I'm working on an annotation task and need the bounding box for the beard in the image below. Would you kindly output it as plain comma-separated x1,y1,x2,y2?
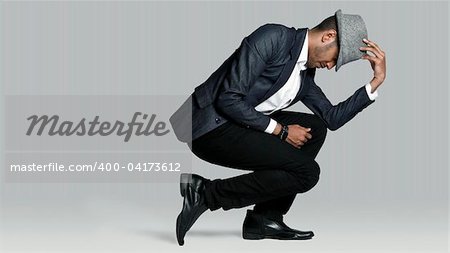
307,42,337,68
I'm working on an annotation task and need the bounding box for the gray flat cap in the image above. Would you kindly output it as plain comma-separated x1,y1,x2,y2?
335,9,368,71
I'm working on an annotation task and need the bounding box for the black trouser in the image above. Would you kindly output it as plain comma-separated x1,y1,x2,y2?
188,111,327,217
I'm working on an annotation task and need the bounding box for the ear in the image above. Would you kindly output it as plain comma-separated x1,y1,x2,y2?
321,29,338,43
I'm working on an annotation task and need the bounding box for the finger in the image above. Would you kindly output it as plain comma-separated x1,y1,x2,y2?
287,138,301,149
305,133,312,139
368,44,384,58
363,38,379,49
286,138,295,146
360,46,381,58
363,39,384,54
297,126,311,132
297,136,308,143
361,54,379,63
362,40,384,58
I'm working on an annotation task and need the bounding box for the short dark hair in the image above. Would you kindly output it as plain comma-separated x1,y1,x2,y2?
312,15,339,48
313,15,337,32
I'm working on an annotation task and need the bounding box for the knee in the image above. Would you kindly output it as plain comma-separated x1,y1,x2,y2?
304,160,320,191
291,160,321,193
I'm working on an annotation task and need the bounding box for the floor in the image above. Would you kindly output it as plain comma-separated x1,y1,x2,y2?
0,183,447,253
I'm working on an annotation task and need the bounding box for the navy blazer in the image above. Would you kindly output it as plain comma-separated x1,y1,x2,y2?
170,24,374,143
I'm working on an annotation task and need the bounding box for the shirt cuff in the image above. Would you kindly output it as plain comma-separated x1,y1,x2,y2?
365,83,379,101
264,118,278,134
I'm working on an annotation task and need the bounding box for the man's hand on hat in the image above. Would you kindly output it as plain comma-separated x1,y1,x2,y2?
360,38,386,92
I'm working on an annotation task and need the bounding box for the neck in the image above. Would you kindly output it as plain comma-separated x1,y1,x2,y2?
307,28,320,49
307,29,318,60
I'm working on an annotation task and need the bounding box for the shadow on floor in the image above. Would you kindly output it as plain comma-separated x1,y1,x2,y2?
135,229,241,244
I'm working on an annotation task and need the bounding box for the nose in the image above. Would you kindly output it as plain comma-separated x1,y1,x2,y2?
326,61,336,70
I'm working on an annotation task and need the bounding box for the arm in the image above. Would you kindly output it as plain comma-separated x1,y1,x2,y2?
301,38,386,131
301,76,375,131
215,24,287,133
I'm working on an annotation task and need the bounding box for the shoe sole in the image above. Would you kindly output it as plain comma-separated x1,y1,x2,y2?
177,173,190,245
243,232,314,240
176,212,184,246
242,232,265,240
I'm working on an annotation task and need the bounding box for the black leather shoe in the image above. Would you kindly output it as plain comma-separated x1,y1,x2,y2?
242,210,314,240
176,173,209,246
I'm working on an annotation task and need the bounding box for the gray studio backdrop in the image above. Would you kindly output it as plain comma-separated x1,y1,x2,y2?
0,1,448,253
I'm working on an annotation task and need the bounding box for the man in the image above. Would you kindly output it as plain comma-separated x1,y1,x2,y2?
170,9,386,246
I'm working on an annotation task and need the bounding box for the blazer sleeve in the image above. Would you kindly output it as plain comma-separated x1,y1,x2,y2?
301,72,375,131
215,24,286,132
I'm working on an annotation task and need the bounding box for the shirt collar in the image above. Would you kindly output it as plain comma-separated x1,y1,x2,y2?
297,30,308,70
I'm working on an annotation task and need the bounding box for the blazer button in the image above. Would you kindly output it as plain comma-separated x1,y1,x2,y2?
215,118,221,124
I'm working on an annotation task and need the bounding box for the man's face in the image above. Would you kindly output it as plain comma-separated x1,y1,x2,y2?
307,37,339,70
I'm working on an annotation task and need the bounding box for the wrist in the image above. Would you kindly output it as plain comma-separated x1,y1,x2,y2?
276,125,289,141
272,123,282,135
369,78,382,92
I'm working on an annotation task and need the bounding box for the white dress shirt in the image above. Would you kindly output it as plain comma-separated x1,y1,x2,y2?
254,31,378,134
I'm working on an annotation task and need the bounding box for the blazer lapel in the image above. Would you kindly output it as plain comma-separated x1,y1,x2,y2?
260,28,308,102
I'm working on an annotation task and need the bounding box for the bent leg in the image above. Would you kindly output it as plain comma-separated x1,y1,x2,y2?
190,116,322,211
253,111,328,216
